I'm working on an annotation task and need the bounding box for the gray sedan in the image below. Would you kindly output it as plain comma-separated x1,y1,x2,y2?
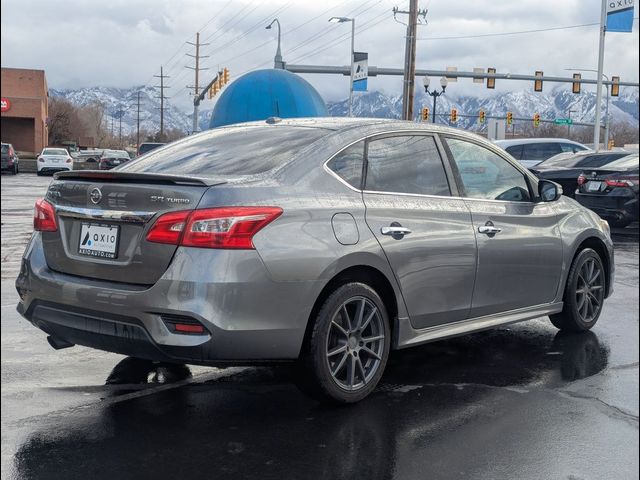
16,118,614,403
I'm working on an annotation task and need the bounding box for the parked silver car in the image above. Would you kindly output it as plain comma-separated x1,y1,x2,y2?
16,118,614,403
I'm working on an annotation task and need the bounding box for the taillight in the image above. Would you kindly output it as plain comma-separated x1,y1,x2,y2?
34,198,58,232
577,174,586,186
66,157,72,163
146,207,282,249
37,157,45,163
145,210,191,244
605,178,637,188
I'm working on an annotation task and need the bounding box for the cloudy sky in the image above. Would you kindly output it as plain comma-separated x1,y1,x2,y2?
1,0,638,111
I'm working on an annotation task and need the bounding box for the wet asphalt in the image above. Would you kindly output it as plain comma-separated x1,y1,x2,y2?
1,174,638,480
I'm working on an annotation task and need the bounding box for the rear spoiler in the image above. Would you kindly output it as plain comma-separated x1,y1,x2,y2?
54,170,226,187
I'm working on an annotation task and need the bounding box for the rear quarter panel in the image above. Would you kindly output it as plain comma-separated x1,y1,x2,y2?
552,196,615,300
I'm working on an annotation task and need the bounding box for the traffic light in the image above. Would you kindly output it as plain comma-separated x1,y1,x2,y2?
533,113,540,127
223,68,230,84
611,76,620,97
450,108,458,123
534,71,543,92
212,83,219,96
478,110,486,124
216,76,223,90
506,111,513,125
487,67,496,89
421,107,429,122
572,73,581,94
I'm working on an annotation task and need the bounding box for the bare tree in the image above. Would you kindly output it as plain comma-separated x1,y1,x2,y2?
47,98,84,145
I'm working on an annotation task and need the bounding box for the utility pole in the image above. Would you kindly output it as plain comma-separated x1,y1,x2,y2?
136,91,141,151
186,32,209,134
154,66,170,140
118,108,123,148
593,0,607,151
394,1,426,120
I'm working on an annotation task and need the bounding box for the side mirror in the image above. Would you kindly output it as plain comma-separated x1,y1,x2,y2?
539,180,562,202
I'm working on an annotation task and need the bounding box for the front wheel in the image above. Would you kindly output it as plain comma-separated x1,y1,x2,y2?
550,248,606,332
297,282,391,403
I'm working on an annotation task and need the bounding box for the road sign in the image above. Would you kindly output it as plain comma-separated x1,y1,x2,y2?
554,118,573,125
352,52,368,92
0,97,10,112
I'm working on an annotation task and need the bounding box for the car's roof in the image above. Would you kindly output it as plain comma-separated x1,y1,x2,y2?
494,138,586,147
214,116,487,139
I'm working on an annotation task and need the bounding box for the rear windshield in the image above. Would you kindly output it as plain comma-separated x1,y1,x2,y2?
1,144,9,153
539,152,628,168
138,143,164,155
103,150,130,158
601,154,639,170
42,148,68,156
123,126,329,176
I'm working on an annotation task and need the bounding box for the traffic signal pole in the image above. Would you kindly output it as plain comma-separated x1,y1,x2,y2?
187,32,210,134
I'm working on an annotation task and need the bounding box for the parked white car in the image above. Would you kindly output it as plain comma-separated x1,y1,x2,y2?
37,148,73,175
494,138,590,169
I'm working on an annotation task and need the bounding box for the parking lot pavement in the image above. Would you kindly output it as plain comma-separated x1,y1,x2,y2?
1,173,638,479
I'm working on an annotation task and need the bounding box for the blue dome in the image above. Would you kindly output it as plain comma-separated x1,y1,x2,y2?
209,69,328,128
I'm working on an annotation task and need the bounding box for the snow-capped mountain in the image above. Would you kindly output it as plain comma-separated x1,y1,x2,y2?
327,86,639,130
50,84,638,136
49,86,192,135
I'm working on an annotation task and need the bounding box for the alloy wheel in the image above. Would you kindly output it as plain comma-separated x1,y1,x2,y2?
575,257,604,323
325,296,385,391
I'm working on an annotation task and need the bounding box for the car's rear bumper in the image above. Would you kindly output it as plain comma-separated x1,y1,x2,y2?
38,166,72,173
575,192,639,224
16,233,321,364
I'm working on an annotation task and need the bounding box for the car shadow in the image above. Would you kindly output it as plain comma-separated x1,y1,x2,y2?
12,325,609,480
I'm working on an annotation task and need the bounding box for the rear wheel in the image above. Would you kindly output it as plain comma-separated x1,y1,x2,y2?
297,282,390,403
550,248,605,332
13,164,18,175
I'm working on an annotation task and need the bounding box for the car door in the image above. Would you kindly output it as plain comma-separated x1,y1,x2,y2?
443,136,563,318
362,133,477,329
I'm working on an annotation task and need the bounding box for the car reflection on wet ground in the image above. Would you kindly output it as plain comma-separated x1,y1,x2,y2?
1,174,638,480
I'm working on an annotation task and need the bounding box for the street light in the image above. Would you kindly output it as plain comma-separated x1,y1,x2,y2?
423,75,447,123
329,16,355,117
266,19,283,69
565,67,610,150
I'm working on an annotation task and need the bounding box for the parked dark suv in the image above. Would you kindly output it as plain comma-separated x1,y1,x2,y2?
1,142,19,175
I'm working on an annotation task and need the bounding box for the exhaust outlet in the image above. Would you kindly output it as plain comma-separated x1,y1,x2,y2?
47,335,75,350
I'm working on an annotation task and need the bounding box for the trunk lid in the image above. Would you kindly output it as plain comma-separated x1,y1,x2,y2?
42,171,224,285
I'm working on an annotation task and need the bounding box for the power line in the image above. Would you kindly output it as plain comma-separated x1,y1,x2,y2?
416,18,639,41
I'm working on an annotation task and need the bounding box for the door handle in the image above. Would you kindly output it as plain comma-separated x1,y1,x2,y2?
478,225,502,235
381,226,412,236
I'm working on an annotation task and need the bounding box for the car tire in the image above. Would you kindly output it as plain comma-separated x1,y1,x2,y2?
297,282,391,403
36,170,43,176
13,164,18,175
550,248,606,332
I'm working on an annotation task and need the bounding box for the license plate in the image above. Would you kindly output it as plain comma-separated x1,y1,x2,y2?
587,181,602,192
78,223,120,259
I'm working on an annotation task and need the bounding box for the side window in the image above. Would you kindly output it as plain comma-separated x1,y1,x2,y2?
505,145,523,160
560,143,587,153
327,141,364,189
445,138,532,202
365,135,450,196
523,142,562,161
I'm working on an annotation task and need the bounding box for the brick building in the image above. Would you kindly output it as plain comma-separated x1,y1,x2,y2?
1,68,48,154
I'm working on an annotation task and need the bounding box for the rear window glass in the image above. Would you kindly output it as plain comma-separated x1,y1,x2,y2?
522,142,562,160
540,153,629,168
602,154,639,169
123,127,329,176
42,148,68,155
1,144,9,153
138,143,164,155
505,145,523,159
